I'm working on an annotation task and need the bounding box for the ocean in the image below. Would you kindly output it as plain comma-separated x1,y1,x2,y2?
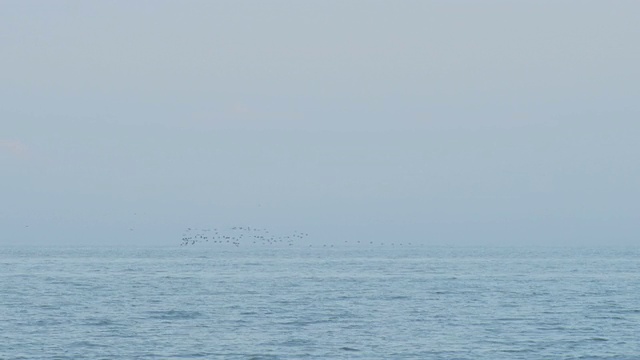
1,245,639,359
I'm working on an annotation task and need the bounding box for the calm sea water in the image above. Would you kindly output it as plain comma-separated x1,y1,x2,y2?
1,245,639,359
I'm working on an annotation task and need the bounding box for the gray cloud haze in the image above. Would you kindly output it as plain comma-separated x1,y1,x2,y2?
2,1,639,246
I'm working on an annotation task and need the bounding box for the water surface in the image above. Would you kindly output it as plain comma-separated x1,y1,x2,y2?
1,246,639,359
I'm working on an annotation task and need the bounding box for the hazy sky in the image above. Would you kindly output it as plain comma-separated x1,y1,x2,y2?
2,1,639,246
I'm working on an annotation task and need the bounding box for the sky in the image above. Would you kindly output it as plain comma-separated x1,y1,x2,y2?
2,1,639,246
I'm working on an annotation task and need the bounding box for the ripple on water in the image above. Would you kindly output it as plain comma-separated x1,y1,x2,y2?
340,346,360,351
145,310,203,320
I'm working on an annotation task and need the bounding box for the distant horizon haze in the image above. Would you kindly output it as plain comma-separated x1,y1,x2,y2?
2,1,639,246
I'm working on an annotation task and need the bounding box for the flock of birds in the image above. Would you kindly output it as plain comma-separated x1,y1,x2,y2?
179,226,415,248
180,226,309,247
